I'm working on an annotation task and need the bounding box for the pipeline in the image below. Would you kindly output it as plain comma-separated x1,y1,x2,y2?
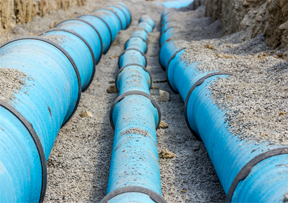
159,9,288,203
156,0,194,9
0,3,131,202
100,16,166,203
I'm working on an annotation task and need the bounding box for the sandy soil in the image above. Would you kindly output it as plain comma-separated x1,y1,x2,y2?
0,0,242,202
38,0,226,202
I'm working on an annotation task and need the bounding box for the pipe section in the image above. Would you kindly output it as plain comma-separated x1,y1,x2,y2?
0,3,131,202
100,16,166,203
159,10,288,203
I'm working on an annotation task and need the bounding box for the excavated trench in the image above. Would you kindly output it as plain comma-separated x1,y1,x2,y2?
42,1,226,202
1,0,287,202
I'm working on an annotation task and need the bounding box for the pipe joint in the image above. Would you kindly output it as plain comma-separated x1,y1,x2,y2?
109,90,161,130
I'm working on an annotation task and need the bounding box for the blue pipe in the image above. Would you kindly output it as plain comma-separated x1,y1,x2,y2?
139,15,155,29
0,3,131,202
111,3,132,27
41,30,94,92
92,9,121,41
101,16,166,203
158,0,194,9
106,6,128,30
55,19,102,64
159,10,288,203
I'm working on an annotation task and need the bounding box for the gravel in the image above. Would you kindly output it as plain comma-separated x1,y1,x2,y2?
0,0,233,202
0,68,28,102
168,5,288,146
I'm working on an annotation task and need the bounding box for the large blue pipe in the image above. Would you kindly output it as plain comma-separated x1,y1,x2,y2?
156,0,194,9
0,3,131,202
100,16,167,203
159,10,288,203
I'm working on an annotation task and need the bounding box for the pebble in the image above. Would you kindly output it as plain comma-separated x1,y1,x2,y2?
159,120,169,129
79,111,94,118
158,90,171,102
159,149,176,159
106,84,119,93
0,68,28,103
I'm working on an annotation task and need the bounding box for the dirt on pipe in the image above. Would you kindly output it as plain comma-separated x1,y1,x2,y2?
0,0,286,202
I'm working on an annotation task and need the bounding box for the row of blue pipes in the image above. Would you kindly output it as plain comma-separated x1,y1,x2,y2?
101,16,167,203
0,2,131,202
159,8,288,203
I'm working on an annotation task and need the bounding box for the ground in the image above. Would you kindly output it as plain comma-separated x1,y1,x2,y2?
5,0,286,202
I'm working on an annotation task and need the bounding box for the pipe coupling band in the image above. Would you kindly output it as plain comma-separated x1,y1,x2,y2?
226,147,288,202
115,3,132,27
118,48,147,68
125,36,147,46
160,27,174,39
57,18,103,56
0,101,47,203
107,5,128,29
43,28,96,92
115,63,153,91
0,36,82,127
138,27,150,35
184,72,233,141
161,20,170,30
99,8,123,30
160,37,173,49
79,14,113,48
99,186,167,203
109,91,161,130
138,19,154,28
125,36,148,54
165,47,186,93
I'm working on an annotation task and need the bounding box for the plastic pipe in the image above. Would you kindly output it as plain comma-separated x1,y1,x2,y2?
159,10,288,203
92,9,121,41
100,16,167,203
41,30,94,92
157,0,194,9
0,2,131,202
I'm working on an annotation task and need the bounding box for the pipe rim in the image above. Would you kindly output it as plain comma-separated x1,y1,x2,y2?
78,14,113,51
0,101,47,203
43,28,96,92
118,48,147,69
165,47,186,94
115,63,153,91
56,18,104,57
109,90,161,130
99,186,167,203
98,8,123,30
125,36,148,54
184,72,232,141
225,147,288,202
0,36,82,127
114,3,132,26
107,5,129,29
160,26,174,39
160,37,172,49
